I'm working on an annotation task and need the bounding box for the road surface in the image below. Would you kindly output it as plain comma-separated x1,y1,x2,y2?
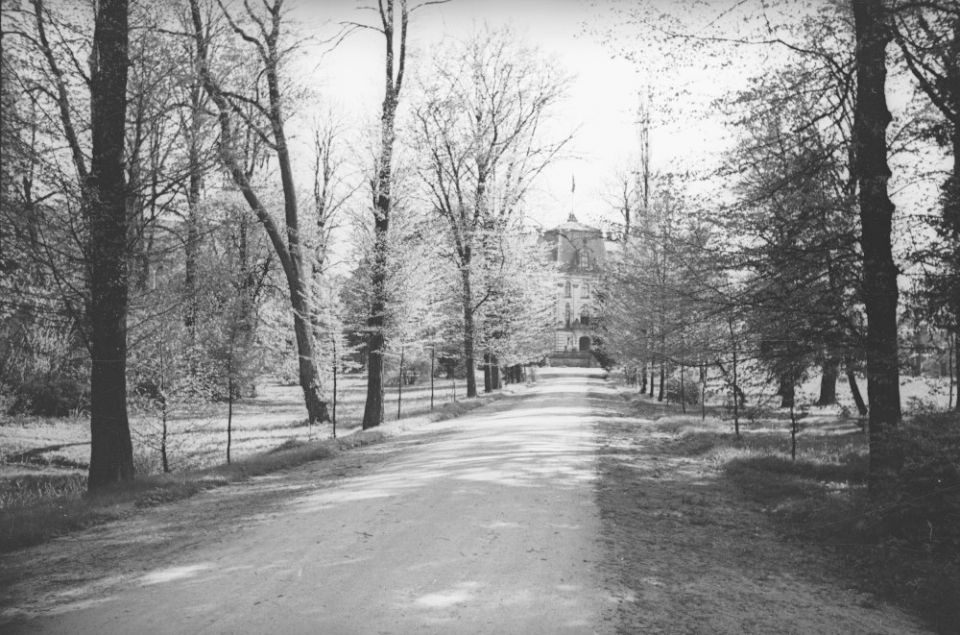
3,368,614,634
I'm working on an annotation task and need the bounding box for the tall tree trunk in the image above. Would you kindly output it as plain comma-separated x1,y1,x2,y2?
657,359,665,402
817,356,840,406
226,369,233,465
700,364,707,421
332,335,338,437
396,344,404,420
362,0,406,428
730,321,740,438
679,360,686,414
86,0,134,490
853,0,901,485
290,283,328,423
362,216,388,429
461,259,478,398
265,36,326,426
778,374,795,408
483,352,492,393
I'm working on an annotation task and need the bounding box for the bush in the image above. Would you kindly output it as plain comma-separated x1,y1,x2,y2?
7,374,88,417
871,412,960,555
663,376,699,405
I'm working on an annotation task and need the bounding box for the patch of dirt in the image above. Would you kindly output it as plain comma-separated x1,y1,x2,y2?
593,392,930,635
0,389,515,627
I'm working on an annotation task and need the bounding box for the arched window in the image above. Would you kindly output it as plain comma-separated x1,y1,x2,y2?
564,303,572,327
564,280,572,298
579,248,592,269
580,309,590,326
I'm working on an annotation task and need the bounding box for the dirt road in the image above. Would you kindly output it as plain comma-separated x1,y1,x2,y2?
1,369,614,634
1,368,931,634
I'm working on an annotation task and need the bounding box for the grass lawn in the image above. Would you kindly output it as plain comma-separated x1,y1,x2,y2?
615,377,960,634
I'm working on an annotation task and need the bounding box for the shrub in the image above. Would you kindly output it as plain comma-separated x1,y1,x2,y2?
663,376,699,405
7,374,89,417
871,412,960,555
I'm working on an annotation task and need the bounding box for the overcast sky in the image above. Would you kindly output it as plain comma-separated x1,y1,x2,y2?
287,0,926,235
291,0,719,230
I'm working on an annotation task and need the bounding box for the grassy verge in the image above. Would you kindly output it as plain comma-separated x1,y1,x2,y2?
0,391,503,554
723,428,960,634
0,430,384,554
624,392,960,634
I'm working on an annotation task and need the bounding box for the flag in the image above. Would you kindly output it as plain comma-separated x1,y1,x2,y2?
571,174,576,194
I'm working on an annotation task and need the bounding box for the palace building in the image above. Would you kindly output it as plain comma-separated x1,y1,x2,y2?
542,213,606,366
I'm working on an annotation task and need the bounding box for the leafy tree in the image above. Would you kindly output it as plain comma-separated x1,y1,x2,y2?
188,0,330,424
892,2,960,407
729,97,864,411
476,230,555,390
351,0,412,429
412,26,569,397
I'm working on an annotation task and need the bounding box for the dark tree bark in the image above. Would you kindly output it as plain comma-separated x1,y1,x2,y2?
846,367,869,416
461,257,478,398
483,352,492,393
362,222,387,427
362,0,407,429
817,357,839,406
853,0,902,482
778,375,795,408
657,360,665,402
86,0,134,490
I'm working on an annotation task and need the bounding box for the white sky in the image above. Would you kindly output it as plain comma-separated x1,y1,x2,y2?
292,0,671,230
288,0,935,235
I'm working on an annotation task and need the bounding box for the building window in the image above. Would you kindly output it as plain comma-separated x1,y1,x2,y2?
580,310,590,326
582,282,590,297
565,303,571,327
564,280,571,298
